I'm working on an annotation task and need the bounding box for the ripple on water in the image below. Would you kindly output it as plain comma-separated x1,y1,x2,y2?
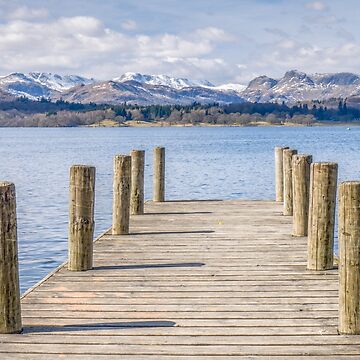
0,126,358,293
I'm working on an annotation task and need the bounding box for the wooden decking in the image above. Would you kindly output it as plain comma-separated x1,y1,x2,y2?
1,199,360,359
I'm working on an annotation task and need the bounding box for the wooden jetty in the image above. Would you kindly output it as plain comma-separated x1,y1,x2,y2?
0,146,360,358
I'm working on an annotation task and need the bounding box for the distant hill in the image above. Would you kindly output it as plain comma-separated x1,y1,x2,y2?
55,80,245,105
241,70,360,103
1,70,360,105
0,72,94,100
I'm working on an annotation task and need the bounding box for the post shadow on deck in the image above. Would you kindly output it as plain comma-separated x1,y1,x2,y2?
23,321,177,334
93,262,205,271
145,211,213,215
131,230,214,236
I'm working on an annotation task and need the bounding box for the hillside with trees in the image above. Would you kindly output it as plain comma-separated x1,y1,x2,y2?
0,97,359,127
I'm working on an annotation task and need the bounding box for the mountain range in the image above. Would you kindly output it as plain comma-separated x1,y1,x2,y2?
1,70,360,105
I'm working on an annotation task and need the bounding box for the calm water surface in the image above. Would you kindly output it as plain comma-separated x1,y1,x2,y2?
0,126,359,293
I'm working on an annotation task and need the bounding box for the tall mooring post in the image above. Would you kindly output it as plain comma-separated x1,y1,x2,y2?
113,155,131,235
68,165,95,271
307,162,338,271
338,181,360,334
283,148,298,216
153,147,165,202
130,150,145,215
292,154,312,236
0,182,22,334
275,146,289,202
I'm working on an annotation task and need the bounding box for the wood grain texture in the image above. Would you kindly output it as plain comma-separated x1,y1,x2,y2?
338,181,360,334
130,150,145,215
68,165,95,271
0,182,22,334
112,155,131,235
283,148,297,216
292,154,312,236
275,146,289,202
153,147,165,202
1,200,359,358
307,162,338,271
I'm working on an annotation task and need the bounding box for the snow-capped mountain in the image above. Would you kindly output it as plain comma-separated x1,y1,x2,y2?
28,72,95,92
114,72,214,90
114,72,246,94
210,83,247,93
242,70,360,103
2,70,360,105
0,72,94,100
56,80,244,105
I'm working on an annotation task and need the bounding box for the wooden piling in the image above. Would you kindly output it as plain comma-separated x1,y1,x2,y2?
283,148,297,216
0,182,22,334
153,147,165,202
307,162,338,271
275,146,289,202
68,165,95,271
130,150,145,215
112,155,131,235
338,181,360,334
292,154,312,236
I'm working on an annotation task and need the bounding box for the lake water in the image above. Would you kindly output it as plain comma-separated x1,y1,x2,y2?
0,126,359,293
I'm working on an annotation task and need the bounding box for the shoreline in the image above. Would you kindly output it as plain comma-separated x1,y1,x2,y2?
86,119,360,128
1,120,359,129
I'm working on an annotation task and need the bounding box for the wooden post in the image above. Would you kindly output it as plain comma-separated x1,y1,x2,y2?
0,182,22,334
112,155,131,235
292,154,312,236
338,181,360,334
283,148,298,216
68,165,95,271
275,146,289,202
130,150,145,215
307,162,338,271
153,147,165,202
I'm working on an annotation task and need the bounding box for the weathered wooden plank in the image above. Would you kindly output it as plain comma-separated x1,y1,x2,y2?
20,318,338,327
19,310,339,320
35,284,339,292
15,325,342,336
0,199,357,358
20,303,339,312
22,297,339,305
0,355,359,360
1,343,360,355
22,290,339,298
2,334,360,346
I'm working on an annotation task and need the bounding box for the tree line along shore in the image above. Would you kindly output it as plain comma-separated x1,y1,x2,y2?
0,97,359,127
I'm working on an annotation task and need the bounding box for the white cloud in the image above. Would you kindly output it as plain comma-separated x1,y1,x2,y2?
253,38,360,77
3,6,358,85
195,27,235,42
8,6,49,20
305,1,328,11
0,16,235,82
236,64,247,70
121,19,137,31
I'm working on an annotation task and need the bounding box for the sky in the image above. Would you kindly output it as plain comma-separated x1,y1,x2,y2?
0,0,359,84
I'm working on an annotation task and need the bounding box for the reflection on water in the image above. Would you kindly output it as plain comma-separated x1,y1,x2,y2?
0,126,359,293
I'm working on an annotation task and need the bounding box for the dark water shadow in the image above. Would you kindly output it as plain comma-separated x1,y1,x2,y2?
23,321,176,334
132,230,215,235
164,199,223,203
93,262,205,271
145,211,212,215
